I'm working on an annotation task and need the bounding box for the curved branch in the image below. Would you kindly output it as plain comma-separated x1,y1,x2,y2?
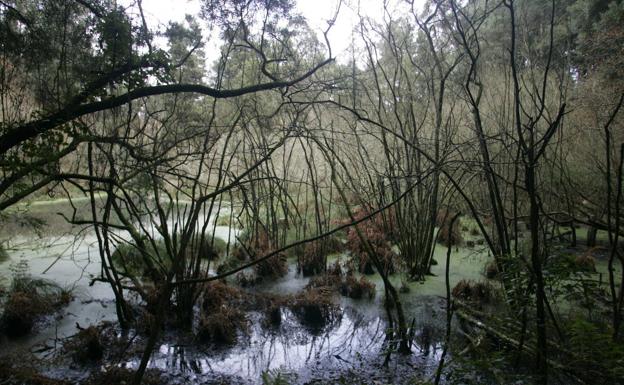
0,58,333,155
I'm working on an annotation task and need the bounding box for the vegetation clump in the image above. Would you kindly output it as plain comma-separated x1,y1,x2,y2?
288,288,340,332
305,262,376,300
485,261,500,279
436,210,462,246
0,243,9,263
452,279,493,304
344,208,398,275
255,253,288,278
297,237,344,277
573,253,597,273
111,239,168,280
197,305,247,345
340,275,376,299
236,271,260,287
197,281,250,344
233,229,288,279
1,275,72,336
297,240,326,276
64,325,104,363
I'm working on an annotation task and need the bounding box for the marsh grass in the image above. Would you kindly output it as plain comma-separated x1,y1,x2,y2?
1,274,73,336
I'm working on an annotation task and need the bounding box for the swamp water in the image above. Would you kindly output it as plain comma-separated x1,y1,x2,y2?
0,200,494,384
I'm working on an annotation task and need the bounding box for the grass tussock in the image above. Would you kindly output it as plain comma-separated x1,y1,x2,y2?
287,287,340,332
254,254,288,278
340,275,376,299
297,237,347,277
1,276,72,336
337,207,398,276
231,229,288,279
197,281,250,344
197,305,247,345
63,326,104,363
452,279,493,304
437,220,462,246
298,241,326,277
574,253,597,273
485,261,500,279
305,262,376,300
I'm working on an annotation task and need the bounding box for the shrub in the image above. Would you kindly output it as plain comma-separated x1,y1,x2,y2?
235,229,288,278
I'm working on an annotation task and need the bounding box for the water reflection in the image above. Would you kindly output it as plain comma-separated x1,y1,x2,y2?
134,305,444,384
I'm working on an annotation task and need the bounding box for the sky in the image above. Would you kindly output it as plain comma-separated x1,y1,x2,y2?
124,0,423,64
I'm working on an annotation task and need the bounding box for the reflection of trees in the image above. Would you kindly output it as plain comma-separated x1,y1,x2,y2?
150,307,393,380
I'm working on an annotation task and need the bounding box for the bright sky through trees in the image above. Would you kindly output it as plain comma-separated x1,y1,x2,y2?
124,0,422,64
